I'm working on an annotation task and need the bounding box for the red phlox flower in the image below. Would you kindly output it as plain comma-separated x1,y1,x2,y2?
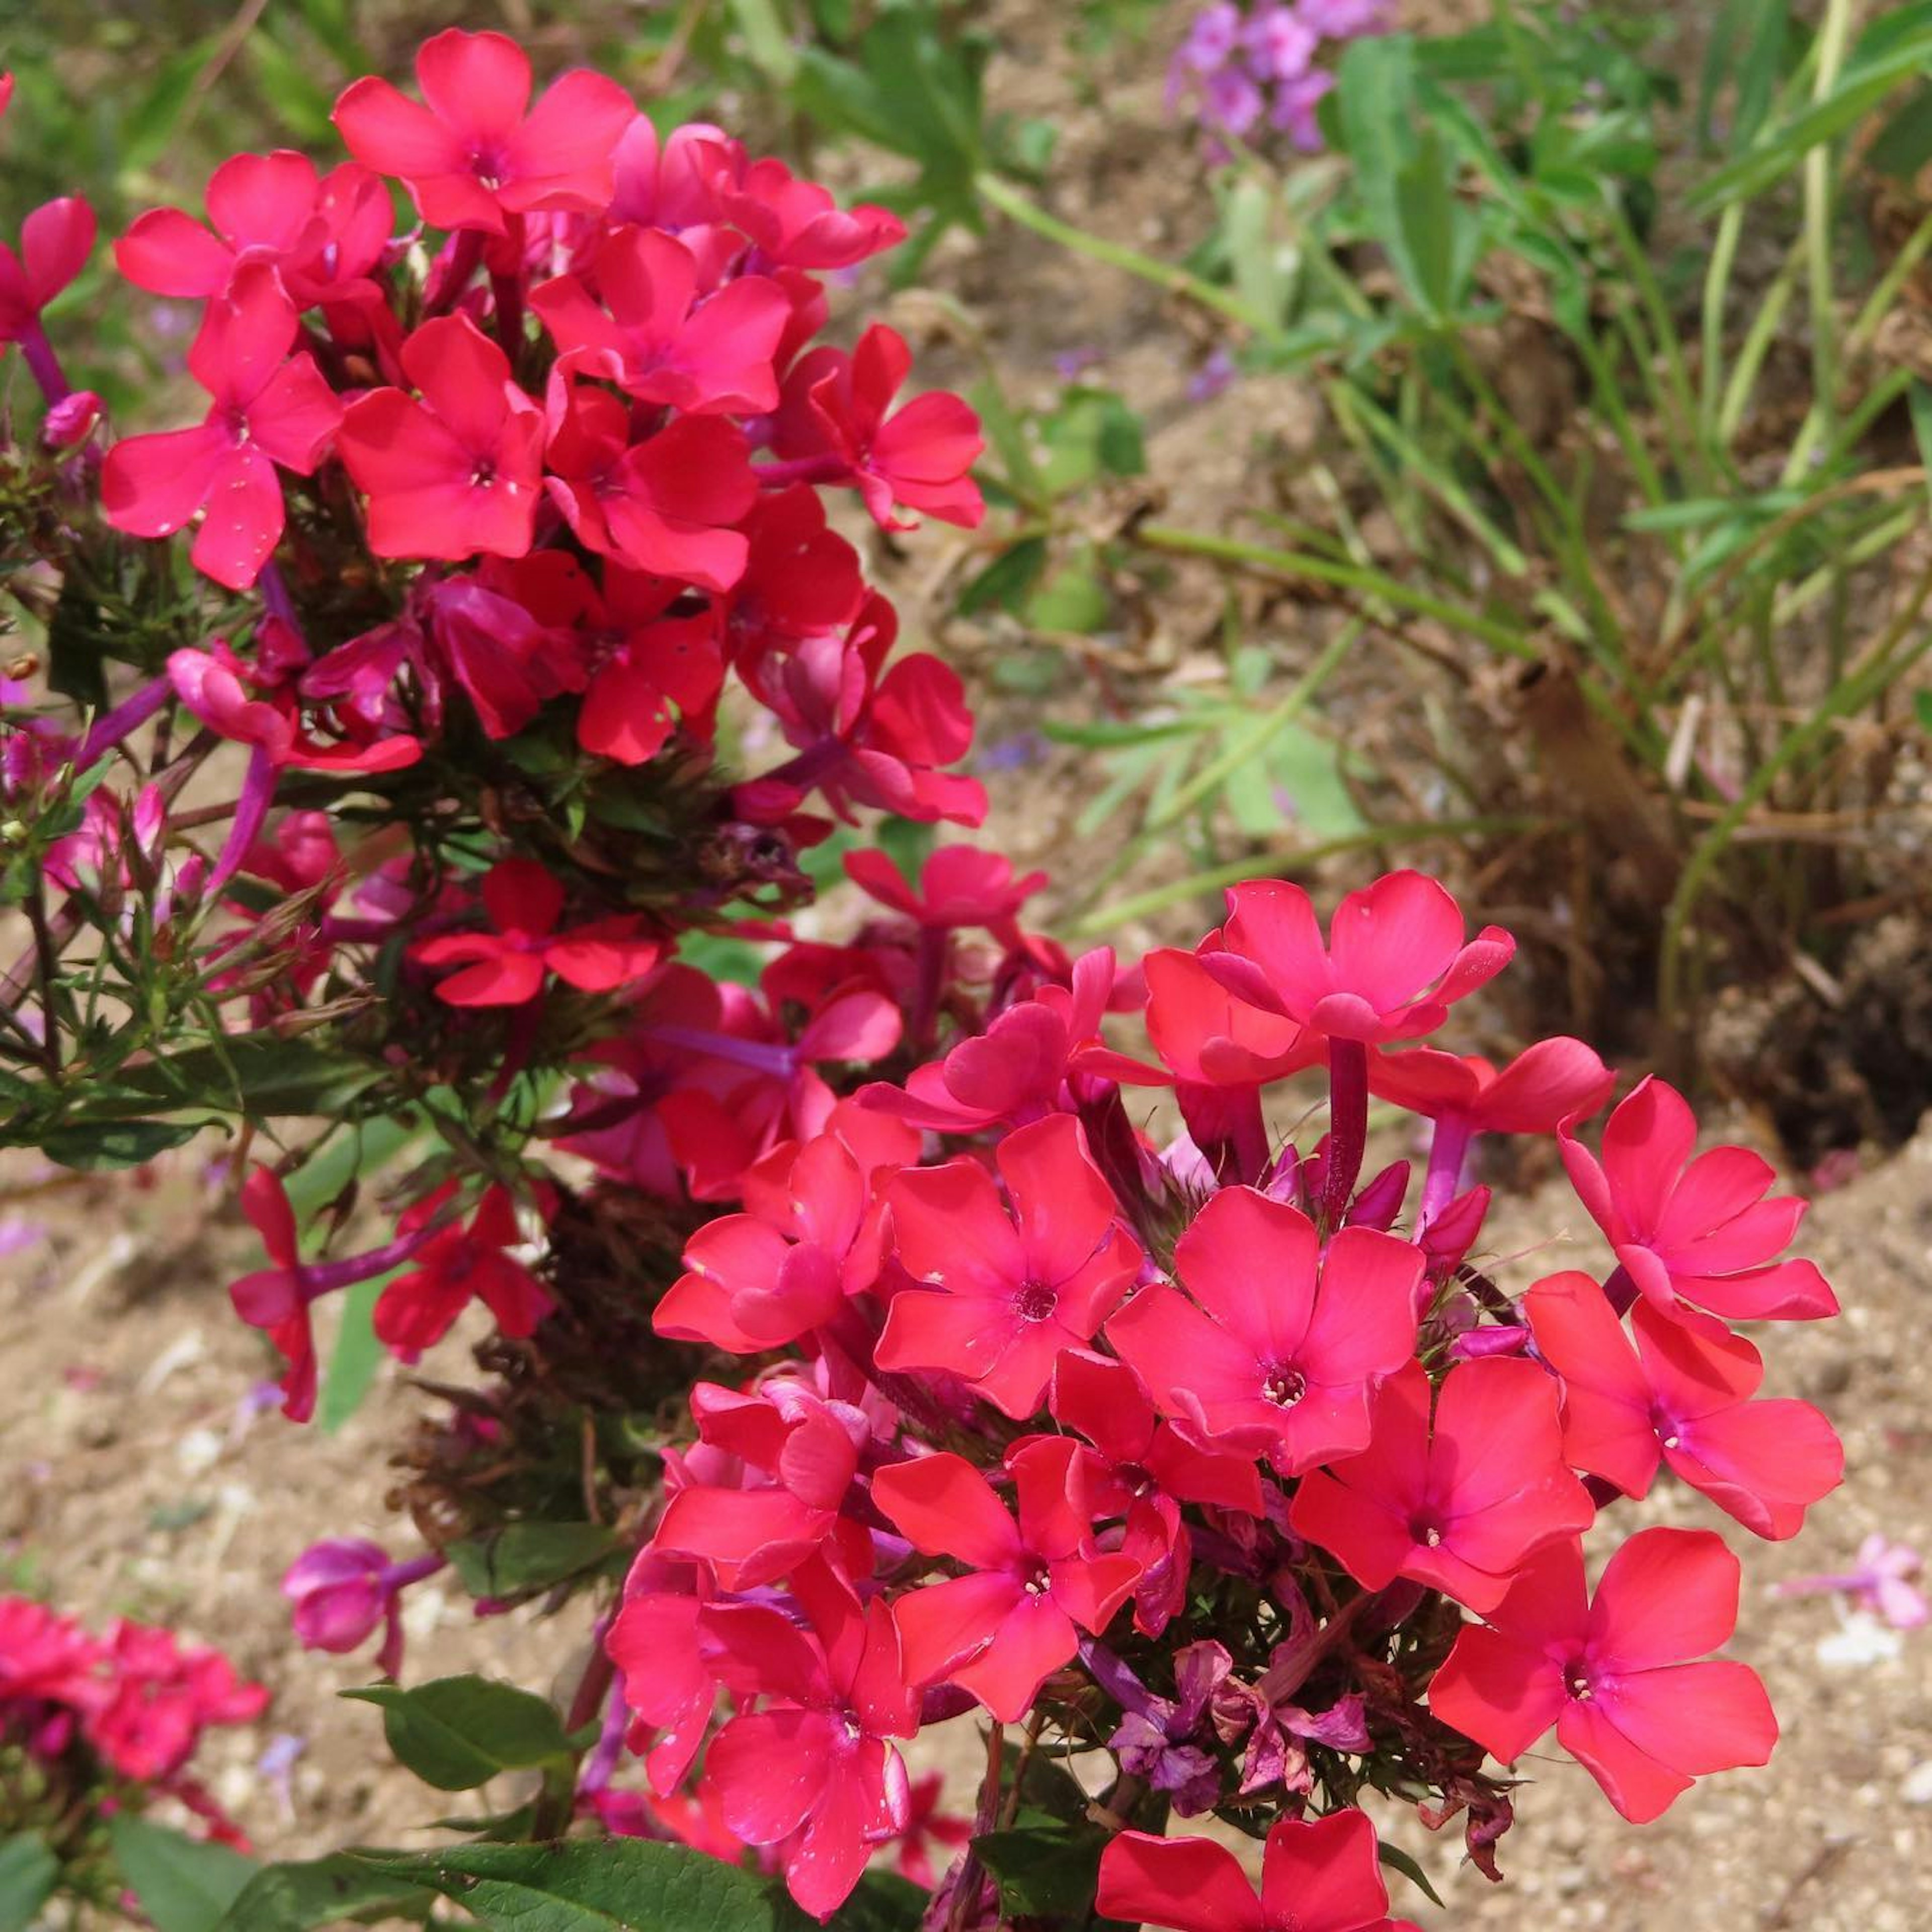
333,28,635,234
772,323,984,530
1098,1810,1420,1932
721,155,907,270
116,151,390,303
103,264,342,590
607,116,739,232
1108,1185,1421,1476
226,1166,318,1422
579,606,723,767
860,947,1121,1134
1559,1076,1839,1325
641,977,904,1200
607,1552,716,1796
85,1620,269,1783
1290,1358,1595,1611
0,195,93,341
531,226,789,414
844,843,1046,939
746,595,986,827
716,485,864,667
337,313,545,560
170,643,421,774
410,857,662,1006
0,1597,105,1708
656,1111,917,1352
1205,870,1514,1044
425,571,590,738
876,1113,1144,1420
884,1770,971,1889
1429,1526,1778,1823
873,1438,1143,1722
372,1181,553,1357
699,1559,918,1920
1524,1271,1842,1540
1367,1035,1615,1133
1109,943,1325,1172
542,381,756,592
652,1376,874,1590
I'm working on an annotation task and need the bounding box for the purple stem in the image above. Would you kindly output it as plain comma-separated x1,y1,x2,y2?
1319,1038,1370,1230
909,925,949,1053
299,1215,445,1299
206,744,277,897
1078,1635,1155,1715
762,737,845,794
76,675,172,768
491,215,527,371
258,560,302,636
1602,1263,1640,1317
18,323,69,406
641,1021,799,1081
1417,1113,1474,1232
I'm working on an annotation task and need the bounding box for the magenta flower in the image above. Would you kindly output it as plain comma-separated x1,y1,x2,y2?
102,264,342,589
1107,1184,1421,1474
1778,1535,1929,1630
873,1440,1142,1722
1526,1271,1842,1540
876,1113,1144,1419
1430,1528,1779,1823
333,27,635,234
1560,1076,1840,1324
337,314,545,561
1291,1358,1595,1611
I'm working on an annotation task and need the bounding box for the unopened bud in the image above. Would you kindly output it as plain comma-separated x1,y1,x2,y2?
41,389,102,450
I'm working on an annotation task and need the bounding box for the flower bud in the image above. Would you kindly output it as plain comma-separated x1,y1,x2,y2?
41,388,101,449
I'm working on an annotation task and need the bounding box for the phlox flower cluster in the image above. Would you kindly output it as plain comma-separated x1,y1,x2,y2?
0,1595,266,1860
1167,1,1390,154
0,34,1844,1930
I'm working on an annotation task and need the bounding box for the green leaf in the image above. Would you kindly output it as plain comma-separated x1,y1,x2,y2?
318,1274,389,1434
443,1522,622,1598
119,40,220,174
0,1833,57,1932
39,1117,203,1170
109,1815,256,1932
1379,1839,1447,1910
1866,79,1932,179
214,1855,436,1931
1914,688,1932,735
836,1871,929,1929
957,535,1048,616
728,0,800,83
343,1840,819,1930
974,1818,1113,1917
343,1676,575,1792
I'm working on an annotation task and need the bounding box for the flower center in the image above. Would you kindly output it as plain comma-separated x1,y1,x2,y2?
466,146,508,191
1021,1563,1051,1598
1013,1280,1059,1324
1262,1364,1307,1407
1412,1519,1444,1549
470,458,498,489
1566,1666,1594,1702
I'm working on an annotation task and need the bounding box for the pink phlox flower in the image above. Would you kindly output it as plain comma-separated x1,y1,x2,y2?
410,856,662,1007
656,1111,918,1353
1430,1527,1778,1823
719,155,907,270
1108,1185,1421,1476
1526,1270,1842,1540
337,312,545,561
607,1552,718,1797
103,263,343,590
0,194,93,342
1559,1076,1840,1325
1098,1808,1421,1932
226,1166,319,1421
531,225,789,414
772,323,985,531
697,1558,918,1920
333,28,636,235
116,150,390,303
883,1769,971,1889
1290,1357,1595,1612
652,1376,875,1590
876,1114,1144,1420
542,380,756,593
607,115,740,232
844,843,1046,939
871,1438,1143,1723
860,947,1119,1134
1368,1035,1615,1134
1205,870,1514,1044
371,1180,553,1357
716,485,864,667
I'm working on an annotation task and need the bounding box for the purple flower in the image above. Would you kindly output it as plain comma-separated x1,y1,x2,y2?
1179,4,1245,71
1297,0,1391,35
1245,6,1318,82
1271,68,1336,151
1779,1536,1929,1631
282,1538,446,1676
1187,348,1238,404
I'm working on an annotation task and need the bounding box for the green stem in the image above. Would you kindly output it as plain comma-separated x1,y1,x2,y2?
975,171,1264,331
1700,201,1744,443
1134,522,1536,658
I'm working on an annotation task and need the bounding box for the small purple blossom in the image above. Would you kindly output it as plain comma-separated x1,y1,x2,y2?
1186,348,1237,404
1168,0,1382,155
1778,1536,1929,1631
